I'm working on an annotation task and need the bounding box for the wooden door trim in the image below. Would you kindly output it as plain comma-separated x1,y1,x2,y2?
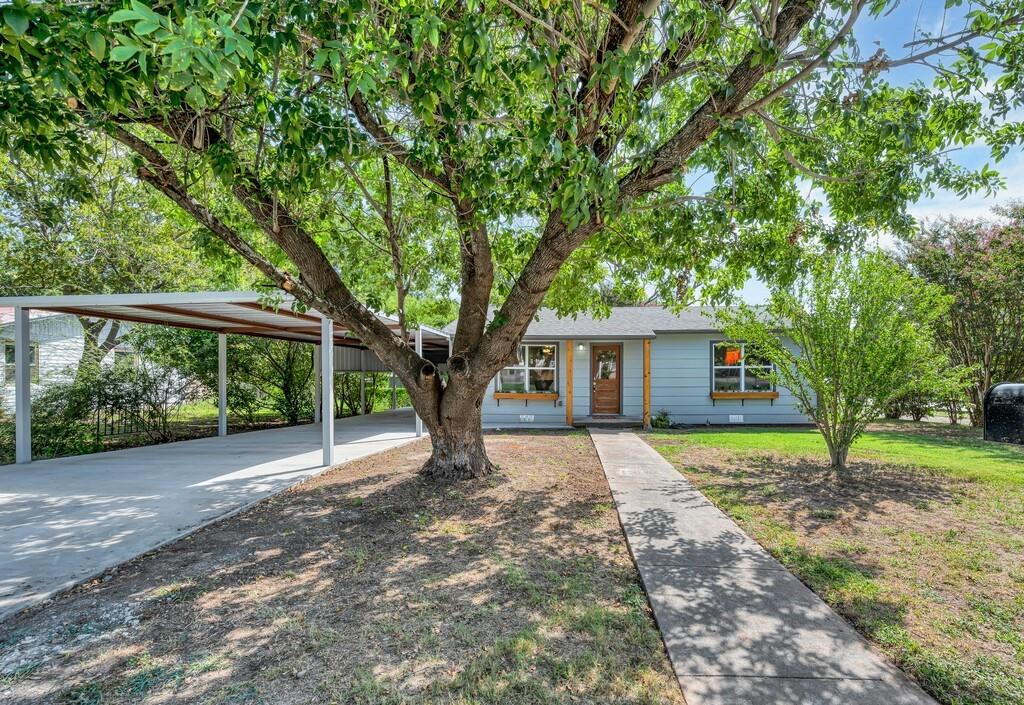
590,343,623,416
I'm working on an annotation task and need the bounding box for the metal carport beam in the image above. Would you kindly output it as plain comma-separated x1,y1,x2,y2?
415,325,423,438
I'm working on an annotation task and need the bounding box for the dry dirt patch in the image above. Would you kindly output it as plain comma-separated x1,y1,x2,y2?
1,430,682,705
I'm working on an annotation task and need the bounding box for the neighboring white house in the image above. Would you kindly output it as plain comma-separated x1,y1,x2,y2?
0,308,133,412
445,305,812,427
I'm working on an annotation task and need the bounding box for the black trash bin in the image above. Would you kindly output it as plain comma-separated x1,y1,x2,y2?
984,383,1024,445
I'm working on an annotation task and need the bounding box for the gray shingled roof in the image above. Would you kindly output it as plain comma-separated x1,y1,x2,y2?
444,306,726,339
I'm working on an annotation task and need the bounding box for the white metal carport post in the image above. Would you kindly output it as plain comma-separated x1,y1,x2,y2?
217,333,228,437
313,344,321,423
14,306,31,464
321,317,335,466
415,325,423,437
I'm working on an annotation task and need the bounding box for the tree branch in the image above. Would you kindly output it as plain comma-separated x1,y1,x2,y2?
473,1,820,372
348,92,455,198
633,0,739,97
112,121,426,386
758,111,860,183
619,0,820,199
734,0,864,117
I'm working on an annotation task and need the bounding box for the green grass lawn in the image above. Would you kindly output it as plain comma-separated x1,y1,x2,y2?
646,422,1024,705
672,422,1024,486
169,398,222,422
169,398,282,424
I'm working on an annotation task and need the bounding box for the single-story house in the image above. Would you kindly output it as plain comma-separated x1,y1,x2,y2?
0,308,134,412
447,306,810,427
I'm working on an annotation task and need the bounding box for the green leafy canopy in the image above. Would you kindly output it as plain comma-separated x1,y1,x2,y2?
0,0,1021,428
2,1,1021,310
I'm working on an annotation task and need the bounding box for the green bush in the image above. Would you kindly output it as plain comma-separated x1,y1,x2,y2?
25,361,205,460
30,376,100,459
133,326,314,426
334,371,408,417
0,410,13,465
651,409,672,429
96,361,204,443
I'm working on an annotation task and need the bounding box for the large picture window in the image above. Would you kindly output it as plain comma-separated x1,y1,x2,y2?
497,344,558,394
3,342,40,384
712,342,773,393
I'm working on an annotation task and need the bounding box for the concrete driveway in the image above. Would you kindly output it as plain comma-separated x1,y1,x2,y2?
0,409,421,620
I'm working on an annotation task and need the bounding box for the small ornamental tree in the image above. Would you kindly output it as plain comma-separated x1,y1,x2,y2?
2,1,1022,479
722,252,959,480
900,204,1024,426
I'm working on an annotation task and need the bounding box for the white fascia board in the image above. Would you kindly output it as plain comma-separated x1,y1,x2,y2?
0,291,290,309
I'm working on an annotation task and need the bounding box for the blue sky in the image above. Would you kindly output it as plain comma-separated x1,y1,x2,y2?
739,1,1023,303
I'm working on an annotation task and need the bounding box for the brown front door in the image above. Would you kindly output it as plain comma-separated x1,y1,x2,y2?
591,344,622,415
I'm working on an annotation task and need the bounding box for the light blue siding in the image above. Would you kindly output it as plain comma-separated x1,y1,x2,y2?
571,341,589,418
649,333,809,425
478,332,811,427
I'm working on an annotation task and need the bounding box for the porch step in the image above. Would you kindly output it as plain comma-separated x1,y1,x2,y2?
572,416,644,428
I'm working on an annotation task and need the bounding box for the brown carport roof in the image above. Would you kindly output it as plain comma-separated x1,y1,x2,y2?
0,291,451,352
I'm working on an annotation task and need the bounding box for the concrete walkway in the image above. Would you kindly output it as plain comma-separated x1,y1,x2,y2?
0,409,422,620
590,430,937,705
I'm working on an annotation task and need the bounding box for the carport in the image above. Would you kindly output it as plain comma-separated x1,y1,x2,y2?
0,291,450,618
0,291,451,465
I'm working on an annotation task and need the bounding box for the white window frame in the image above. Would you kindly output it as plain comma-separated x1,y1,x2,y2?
3,341,39,385
496,343,559,394
711,341,774,393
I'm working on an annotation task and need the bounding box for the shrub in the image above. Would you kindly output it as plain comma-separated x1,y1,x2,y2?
97,361,205,443
651,409,672,429
31,374,101,459
25,360,205,460
0,409,14,465
133,326,314,426
334,371,404,417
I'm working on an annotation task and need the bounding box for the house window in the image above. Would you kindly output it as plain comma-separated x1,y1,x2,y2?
497,344,558,394
712,342,773,393
3,342,40,384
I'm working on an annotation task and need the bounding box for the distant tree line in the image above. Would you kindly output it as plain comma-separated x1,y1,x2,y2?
898,203,1024,426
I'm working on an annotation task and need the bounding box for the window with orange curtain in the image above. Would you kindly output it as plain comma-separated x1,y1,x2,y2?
713,342,773,393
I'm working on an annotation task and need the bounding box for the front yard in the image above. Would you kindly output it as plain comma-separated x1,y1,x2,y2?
0,431,682,705
646,422,1024,705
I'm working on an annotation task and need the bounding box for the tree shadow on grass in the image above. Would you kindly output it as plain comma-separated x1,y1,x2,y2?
689,452,956,533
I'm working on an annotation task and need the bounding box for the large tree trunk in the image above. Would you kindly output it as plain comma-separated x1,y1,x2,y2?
415,374,496,481
420,405,495,481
